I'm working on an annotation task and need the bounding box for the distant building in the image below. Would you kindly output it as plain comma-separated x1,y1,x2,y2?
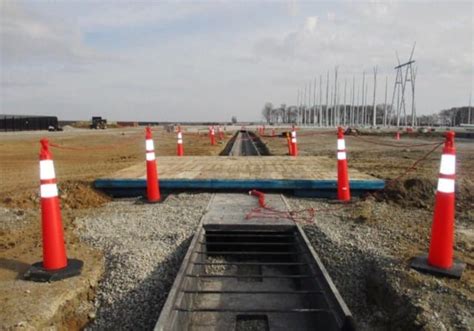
0,115,59,132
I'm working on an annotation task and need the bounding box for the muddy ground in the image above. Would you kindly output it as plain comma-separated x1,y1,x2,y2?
260,128,473,329
0,126,231,330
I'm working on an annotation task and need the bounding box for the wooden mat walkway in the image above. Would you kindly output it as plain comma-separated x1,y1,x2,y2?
107,156,375,180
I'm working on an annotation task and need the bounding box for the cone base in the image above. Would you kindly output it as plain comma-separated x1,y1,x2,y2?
332,199,352,204
410,255,465,279
24,258,83,282
138,195,166,204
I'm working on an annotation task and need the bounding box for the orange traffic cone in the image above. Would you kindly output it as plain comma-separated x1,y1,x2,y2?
286,132,293,156
24,139,83,282
177,127,184,156
411,131,465,278
210,126,216,145
395,131,400,140
272,129,275,137
291,126,298,156
337,127,351,201
145,127,161,202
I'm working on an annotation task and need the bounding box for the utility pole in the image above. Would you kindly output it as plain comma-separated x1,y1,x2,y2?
469,91,472,124
329,84,334,127
383,75,388,126
319,75,323,127
356,84,360,126
372,66,377,127
325,71,330,127
351,75,355,126
296,89,300,125
361,71,365,127
411,66,417,126
308,80,311,125
303,83,307,126
343,78,347,126
308,80,312,126
365,80,369,126
313,77,317,126
299,86,304,125
333,67,338,127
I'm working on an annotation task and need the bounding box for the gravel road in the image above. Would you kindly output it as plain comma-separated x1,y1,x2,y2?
75,193,212,330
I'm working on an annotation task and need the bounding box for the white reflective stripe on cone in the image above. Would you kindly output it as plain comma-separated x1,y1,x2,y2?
437,178,455,193
146,139,154,151
337,152,347,160
291,131,296,137
40,160,56,180
337,139,346,150
178,139,183,144
291,138,297,143
41,183,58,198
178,132,183,139
146,152,155,161
439,154,456,175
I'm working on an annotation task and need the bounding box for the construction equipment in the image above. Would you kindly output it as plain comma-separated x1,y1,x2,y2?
90,116,107,129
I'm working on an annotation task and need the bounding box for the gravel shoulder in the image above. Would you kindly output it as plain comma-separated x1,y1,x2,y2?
286,196,473,330
75,193,212,330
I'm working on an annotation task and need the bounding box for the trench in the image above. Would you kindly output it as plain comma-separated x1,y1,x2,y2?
219,130,270,156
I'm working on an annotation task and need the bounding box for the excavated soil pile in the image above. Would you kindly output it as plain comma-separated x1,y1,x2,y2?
377,177,436,209
1,181,111,211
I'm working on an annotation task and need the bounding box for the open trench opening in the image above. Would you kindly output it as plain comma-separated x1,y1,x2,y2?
219,130,271,156
157,226,356,330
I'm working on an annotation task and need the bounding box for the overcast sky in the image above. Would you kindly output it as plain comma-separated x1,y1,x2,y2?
1,0,473,122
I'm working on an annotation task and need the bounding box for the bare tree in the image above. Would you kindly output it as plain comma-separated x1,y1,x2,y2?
262,102,273,123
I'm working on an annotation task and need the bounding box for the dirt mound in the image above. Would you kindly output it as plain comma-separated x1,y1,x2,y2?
60,181,111,209
377,177,435,209
1,181,110,210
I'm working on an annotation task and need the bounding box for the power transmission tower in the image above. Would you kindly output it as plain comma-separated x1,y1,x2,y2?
391,43,416,127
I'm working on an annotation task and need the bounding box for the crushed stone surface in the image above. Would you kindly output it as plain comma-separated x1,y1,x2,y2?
75,193,212,330
286,196,473,330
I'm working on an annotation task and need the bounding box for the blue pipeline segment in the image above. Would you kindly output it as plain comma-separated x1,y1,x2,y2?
94,178,385,197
